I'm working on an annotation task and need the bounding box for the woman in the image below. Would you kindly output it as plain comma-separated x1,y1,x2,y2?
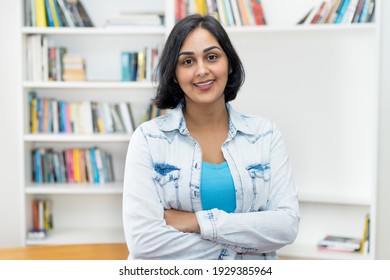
123,14,299,260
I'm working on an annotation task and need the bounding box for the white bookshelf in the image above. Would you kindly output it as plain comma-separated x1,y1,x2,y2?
19,0,379,260
19,0,171,246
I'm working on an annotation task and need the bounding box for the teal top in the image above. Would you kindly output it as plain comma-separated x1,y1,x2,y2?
200,161,236,213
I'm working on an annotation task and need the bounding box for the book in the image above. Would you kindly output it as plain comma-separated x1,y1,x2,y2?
49,0,63,27
365,0,376,23
119,102,134,134
44,0,55,27
360,214,370,254
318,235,361,252
35,0,48,27
311,1,328,24
334,0,351,24
324,0,343,23
351,0,365,23
75,0,94,27
230,0,242,26
121,52,131,81
342,0,359,24
27,229,48,239
251,0,266,25
62,54,86,81
56,0,76,27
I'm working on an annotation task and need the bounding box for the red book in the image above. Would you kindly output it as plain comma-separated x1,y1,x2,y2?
250,0,266,25
32,200,39,230
311,1,328,24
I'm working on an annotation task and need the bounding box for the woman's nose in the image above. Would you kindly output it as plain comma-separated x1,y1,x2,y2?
196,61,209,77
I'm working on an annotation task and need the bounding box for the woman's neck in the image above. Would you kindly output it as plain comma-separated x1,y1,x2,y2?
183,102,229,129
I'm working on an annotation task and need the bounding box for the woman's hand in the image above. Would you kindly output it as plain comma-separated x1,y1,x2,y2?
164,209,200,233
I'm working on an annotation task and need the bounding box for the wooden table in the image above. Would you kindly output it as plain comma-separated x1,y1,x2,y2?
0,243,129,260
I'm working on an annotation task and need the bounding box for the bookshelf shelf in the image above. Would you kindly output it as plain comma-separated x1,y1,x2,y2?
25,183,123,194
225,23,376,34
299,192,371,206
26,228,125,245
24,133,131,142
21,26,166,35
278,243,370,260
22,81,156,89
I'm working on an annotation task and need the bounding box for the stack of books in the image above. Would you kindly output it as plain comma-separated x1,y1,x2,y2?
317,235,361,253
62,54,86,81
317,214,371,254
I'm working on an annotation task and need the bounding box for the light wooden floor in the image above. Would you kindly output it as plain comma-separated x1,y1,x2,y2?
0,243,129,260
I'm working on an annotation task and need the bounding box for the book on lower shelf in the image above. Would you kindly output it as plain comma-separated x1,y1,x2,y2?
317,214,371,254
317,235,361,252
28,198,53,240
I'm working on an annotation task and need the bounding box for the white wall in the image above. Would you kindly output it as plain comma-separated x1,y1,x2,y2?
0,1,23,247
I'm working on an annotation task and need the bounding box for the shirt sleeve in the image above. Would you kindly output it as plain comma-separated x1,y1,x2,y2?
123,126,234,259
196,123,300,253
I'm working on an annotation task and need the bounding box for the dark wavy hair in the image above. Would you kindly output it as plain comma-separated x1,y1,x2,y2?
153,14,245,109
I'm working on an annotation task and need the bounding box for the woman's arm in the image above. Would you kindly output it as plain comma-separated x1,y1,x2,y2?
194,123,300,253
123,126,231,259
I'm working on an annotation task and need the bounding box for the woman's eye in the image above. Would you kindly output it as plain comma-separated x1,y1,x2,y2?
207,54,218,61
183,58,193,65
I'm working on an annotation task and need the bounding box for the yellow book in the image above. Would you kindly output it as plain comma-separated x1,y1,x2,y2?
31,96,38,133
44,200,50,230
360,214,370,254
137,50,145,81
35,0,48,27
196,0,208,15
73,149,80,183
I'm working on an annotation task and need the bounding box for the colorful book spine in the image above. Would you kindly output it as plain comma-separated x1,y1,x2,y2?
35,0,48,27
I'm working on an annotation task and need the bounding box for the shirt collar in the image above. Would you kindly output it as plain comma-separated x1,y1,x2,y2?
158,101,254,137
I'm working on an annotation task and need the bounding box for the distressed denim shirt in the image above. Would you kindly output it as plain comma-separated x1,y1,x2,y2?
123,102,300,260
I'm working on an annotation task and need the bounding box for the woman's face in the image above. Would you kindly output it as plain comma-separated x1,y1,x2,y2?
175,27,229,108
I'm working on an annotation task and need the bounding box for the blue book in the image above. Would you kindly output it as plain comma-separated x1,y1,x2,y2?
59,101,66,132
130,52,138,81
45,0,55,27
37,97,43,133
334,0,351,24
89,148,99,183
51,0,63,27
358,0,370,23
121,52,131,81
34,149,43,184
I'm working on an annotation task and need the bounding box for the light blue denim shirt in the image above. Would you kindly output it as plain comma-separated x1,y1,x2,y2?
123,102,300,260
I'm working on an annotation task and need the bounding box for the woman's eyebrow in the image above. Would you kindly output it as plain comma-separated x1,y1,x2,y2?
178,45,222,56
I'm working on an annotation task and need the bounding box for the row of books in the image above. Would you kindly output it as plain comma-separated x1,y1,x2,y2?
28,199,53,239
141,100,169,123
29,92,135,134
121,47,161,82
317,214,370,254
299,0,375,25
26,35,66,82
25,0,93,27
176,0,266,27
32,147,115,184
